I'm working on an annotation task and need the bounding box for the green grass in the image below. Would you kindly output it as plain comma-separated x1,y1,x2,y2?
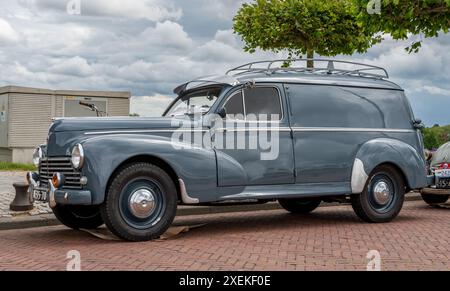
0,162,36,172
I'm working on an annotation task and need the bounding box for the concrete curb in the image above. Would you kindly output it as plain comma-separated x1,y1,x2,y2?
0,214,61,231
0,194,424,231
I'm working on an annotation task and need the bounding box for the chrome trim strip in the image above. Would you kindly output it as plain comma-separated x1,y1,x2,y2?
291,127,415,133
85,129,209,135
214,127,291,133
48,179,57,208
85,127,414,135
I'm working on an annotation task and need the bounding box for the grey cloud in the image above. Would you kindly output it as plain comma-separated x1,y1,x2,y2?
30,0,182,21
48,56,94,77
0,0,450,125
141,20,194,50
0,17,20,44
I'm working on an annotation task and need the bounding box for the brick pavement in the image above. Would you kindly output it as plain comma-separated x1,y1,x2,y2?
0,201,448,271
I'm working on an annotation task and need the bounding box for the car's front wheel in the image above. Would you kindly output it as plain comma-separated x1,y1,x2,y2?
52,205,103,230
351,165,405,223
278,198,321,214
100,163,177,242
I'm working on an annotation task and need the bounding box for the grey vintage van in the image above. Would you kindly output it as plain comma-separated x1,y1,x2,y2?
29,59,429,241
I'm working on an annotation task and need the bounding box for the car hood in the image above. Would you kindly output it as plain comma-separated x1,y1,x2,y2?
50,116,200,133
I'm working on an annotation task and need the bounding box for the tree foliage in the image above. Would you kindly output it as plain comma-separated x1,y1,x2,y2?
233,0,380,61
422,125,450,150
356,0,450,53
233,0,450,59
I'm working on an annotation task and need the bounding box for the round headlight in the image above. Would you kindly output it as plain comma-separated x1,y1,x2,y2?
33,147,43,167
71,144,85,170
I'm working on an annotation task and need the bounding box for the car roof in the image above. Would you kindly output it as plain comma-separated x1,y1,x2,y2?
235,71,403,90
175,59,404,94
177,72,403,95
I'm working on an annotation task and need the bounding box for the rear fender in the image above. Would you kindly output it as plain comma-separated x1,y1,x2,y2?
351,138,427,193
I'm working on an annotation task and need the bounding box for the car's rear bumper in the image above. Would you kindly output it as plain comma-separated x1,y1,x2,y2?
424,174,450,195
427,174,435,186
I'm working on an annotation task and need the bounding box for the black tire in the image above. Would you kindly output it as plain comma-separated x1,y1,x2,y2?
100,163,177,242
421,194,449,205
351,165,405,223
278,198,321,214
52,205,103,230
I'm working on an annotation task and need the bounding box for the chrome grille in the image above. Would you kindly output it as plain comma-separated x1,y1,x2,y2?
39,157,82,189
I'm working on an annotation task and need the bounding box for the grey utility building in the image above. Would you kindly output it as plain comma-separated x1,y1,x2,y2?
0,86,131,164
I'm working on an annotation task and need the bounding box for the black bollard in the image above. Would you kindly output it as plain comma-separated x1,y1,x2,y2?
10,182,34,211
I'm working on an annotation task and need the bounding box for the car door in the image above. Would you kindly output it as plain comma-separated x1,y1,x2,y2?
287,84,388,184
213,84,295,187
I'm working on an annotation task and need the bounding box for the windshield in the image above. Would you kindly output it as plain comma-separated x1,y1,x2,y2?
165,87,222,117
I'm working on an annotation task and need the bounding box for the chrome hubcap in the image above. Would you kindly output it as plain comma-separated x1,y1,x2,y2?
129,188,156,219
373,181,391,205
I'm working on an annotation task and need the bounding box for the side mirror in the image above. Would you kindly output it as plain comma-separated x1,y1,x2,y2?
413,118,424,130
218,108,227,119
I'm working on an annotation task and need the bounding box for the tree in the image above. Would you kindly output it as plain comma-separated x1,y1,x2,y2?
355,0,450,53
422,124,450,149
233,0,450,65
423,128,440,149
233,0,380,67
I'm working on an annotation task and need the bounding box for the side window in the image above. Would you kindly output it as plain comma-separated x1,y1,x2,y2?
288,84,385,128
223,91,244,119
244,87,282,120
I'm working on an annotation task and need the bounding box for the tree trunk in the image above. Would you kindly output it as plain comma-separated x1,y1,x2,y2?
307,50,314,68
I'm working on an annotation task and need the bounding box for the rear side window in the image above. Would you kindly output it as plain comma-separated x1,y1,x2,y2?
244,87,282,120
288,84,412,129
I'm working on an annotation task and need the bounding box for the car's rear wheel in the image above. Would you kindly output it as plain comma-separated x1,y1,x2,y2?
100,163,177,242
278,198,321,214
351,165,405,223
52,205,103,230
421,194,449,205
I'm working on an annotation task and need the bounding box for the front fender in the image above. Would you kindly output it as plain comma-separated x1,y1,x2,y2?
81,134,217,204
351,138,427,193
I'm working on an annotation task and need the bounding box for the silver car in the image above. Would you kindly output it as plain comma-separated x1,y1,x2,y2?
422,142,450,205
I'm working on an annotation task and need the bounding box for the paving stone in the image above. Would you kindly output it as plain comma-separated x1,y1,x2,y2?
0,201,448,271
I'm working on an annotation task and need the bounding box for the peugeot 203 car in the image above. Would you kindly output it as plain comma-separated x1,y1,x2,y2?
28,59,429,241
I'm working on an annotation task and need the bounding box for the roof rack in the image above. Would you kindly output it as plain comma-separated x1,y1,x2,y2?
226,59,389,80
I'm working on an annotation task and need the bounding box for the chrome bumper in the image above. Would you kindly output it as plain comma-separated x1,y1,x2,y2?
27,172,92,207
423,174,450,195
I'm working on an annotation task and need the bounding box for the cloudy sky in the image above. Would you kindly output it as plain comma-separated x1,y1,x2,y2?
0,0,449,126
